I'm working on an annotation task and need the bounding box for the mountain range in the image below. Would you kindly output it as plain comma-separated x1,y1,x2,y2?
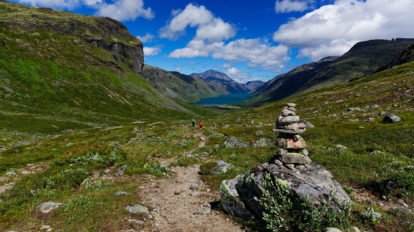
141,68,264,103
251,38,414,104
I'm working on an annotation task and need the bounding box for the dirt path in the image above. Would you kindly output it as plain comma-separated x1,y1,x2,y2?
138,130,244,232
140,165,244,232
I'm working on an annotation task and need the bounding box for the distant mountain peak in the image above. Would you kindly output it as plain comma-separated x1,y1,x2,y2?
192,70,233,82
191,70,248,94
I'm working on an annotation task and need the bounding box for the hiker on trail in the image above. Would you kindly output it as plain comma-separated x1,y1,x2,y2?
199,121,203,129
192,119,196,127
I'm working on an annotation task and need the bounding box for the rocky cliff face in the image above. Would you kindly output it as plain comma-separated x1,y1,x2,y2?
0,3,144,72
380,44,414,71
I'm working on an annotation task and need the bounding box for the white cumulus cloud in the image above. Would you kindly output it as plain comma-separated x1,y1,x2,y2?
275,0,312,13
17,0,153,21
94,0,153,21
143,47,161,56
169,39,289,70
160,3,235,41
137,33,154,43
165,4,288,71
17,0,80,8
274,0,414,60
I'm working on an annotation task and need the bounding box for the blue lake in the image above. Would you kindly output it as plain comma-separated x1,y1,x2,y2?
196,93,251,106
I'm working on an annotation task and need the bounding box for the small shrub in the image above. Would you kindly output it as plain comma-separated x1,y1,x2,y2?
259,173,292,232
258,172,351,232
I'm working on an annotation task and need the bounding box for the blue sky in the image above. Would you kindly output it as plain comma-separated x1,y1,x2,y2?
11,0,414,83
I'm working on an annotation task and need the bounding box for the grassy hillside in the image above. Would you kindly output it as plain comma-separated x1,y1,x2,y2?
0,2,191,134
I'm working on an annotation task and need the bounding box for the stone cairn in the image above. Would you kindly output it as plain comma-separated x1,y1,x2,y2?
272,103,311,168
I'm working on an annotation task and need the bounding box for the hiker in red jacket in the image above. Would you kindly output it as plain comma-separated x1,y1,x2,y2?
199,121,203,129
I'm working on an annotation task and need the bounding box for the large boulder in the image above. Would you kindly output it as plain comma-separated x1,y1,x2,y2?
221,162,351,225
382,114,401,123
224,136,248,148
212,160,234,175
219,175,253,220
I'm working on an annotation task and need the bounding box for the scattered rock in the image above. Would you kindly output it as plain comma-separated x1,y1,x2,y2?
347,107,364,113
126,204,149,215
212,160,234,175
115,164,128,176
5,170,17,177
398,199,409,208
0,182,15,194
224,136,248,148
362,207,382,223
38,202,63,214
127,219,144,225
382,114,401,123
326,227,342,232
369,150,385,155
0,146,5,152
114,191,129,197
336,144,348,151
255,130,264,136
209,132,224,139
195,205,212,215
189,183,199,191
253,138,271,148
351,226,361,232
40,225,52,232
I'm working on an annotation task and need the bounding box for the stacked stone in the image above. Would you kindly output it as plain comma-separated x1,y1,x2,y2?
273,103,311,166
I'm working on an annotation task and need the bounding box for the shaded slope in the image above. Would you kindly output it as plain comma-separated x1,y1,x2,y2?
243,80,264,93
379,44,414,71
191,70,248,94
141,66,222,103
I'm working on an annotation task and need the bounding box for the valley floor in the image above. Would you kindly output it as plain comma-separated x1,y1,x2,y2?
1,63,414,231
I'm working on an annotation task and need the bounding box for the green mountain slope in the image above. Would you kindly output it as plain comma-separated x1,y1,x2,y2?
0,2,190,133
140,65,223,103
252,39,414,104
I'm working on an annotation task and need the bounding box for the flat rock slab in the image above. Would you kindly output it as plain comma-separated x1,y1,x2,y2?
126,204,149,215
279,153,311,164
38,202,63,214
273,128,305,134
